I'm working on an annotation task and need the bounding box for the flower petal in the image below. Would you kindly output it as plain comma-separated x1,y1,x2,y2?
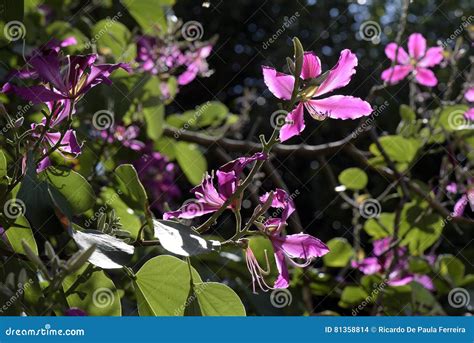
465,88,474,102
305,95,372,120
418,47,443,68
351,257,382,275
414,67,437,87
279,102,305,142
163,202,220,220
385,43,410,64
262,66,294,100
452,194,468,217
408,33,426,60
381,65,412,84
273,249,290,289
315,49,357,96
301,52,322,80
271,233,329,262
45,129,81,156
29,50,67,92
2,84,66,104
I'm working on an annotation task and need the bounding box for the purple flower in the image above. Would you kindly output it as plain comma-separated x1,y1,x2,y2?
381,33,443,87
135,35,213,86
101,124,145,151
31,123,81,172
247,188,329,291
452,189,474,218
177,45,213,85
263,49,372,142
134,149,181,212
352,238,434,290
2,48,130,110
163,152,266,220
464,87,474,121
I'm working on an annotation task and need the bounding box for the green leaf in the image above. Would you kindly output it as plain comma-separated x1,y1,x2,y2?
0,150,7,181
5,215,37,255
338,168,368,190
369,135,420,163
135,255,201,316
114,164,148,209
437,254,465,286
45,21,88,53
91,19,133,60
338,286,369,308
99,187,141,239
175,142,207,185
71,226,134,269
193,282,246,316
323,237,354,267
144,105,164,141
40,167,95,214
399,104,416,121
63,263,122,316
153,219,220,256
399,200,443,254
121,0,175,31
363,213,394,239
438,105,470,131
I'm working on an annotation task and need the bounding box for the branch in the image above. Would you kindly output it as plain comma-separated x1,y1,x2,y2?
343,144,474,226
163,126,366,158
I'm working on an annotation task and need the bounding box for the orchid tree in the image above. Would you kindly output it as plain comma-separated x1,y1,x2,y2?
0,0,472,317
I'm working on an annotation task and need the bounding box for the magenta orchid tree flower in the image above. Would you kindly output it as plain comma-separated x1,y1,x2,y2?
101,124,145,152
352,238,434,290
136,35,213,86
381,33,443,87
446,179,474,218
30,122,82,172
134,147,181,212
2,49,130,120
163,152,266,219
246,188,329,291
263,49,373,141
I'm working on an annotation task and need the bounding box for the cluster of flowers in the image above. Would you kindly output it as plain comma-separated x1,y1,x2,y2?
352,238,434,290
2,37,129,171
136,35,213,99
164,152,330,291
